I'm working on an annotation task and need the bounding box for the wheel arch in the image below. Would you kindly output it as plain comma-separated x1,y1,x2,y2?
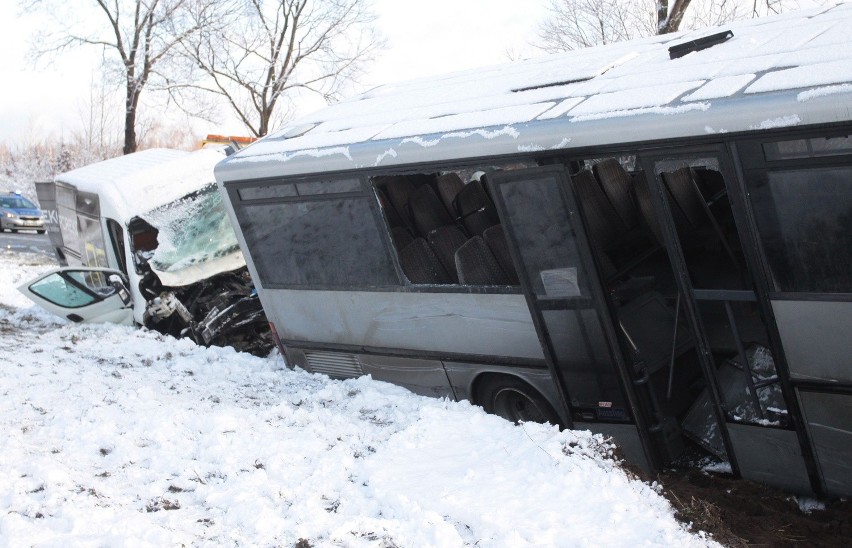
470,371,565,427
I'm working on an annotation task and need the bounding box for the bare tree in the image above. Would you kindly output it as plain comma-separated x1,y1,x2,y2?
77,73,123,156
25,0,218,154
535,0,811,52
536,0,654,51
183,0,383,138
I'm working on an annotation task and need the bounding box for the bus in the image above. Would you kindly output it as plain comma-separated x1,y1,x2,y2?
214,5,852,498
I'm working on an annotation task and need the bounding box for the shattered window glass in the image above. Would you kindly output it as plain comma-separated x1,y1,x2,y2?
29,271,108,308
141,183,241,275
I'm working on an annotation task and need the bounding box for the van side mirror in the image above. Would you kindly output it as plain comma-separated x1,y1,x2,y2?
108,274,132,306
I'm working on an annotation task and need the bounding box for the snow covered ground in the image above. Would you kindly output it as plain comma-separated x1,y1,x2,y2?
0,249,718,547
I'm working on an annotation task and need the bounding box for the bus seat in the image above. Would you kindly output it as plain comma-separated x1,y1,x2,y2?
618,290,693,374
661,168,706,232
633,173,666,246
574,168,658,283
662,167,744,281
453,180,500,236
571,169,623,250
436,173,464,218
399,237,453,284
593,159,639,229
427,224,468,284
693,167,727,202
375,187,405,228
408,183,455,238
483,224,520,285
455,235,511,286
383,176,417,228
391,226,414,251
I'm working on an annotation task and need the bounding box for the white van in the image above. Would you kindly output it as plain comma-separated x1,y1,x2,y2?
20,147,271,355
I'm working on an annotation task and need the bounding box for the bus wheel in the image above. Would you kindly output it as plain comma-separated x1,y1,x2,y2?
476,376,561,426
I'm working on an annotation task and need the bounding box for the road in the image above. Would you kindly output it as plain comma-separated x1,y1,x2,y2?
0,230,55,257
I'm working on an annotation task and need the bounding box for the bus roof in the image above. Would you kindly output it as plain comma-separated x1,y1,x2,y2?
216,3,852,183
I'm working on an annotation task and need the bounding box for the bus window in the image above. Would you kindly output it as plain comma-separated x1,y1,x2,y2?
747,166,852,294
370,166,529,289
231,178,400,289
762,135,852,161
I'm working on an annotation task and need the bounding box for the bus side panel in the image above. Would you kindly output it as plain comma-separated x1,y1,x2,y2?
771,300,852,383
773,300,852,497
359,354,455,399
261,289,544,361
573,422,652,476
797,391,852,497
727,424,812,494
286,346,454,399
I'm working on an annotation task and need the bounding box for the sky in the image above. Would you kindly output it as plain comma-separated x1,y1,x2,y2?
0,247,721,546
0,0,547,144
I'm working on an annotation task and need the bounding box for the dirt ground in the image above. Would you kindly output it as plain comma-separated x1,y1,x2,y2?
652,467,852,546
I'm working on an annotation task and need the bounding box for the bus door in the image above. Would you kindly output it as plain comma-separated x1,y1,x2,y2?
488,166,656,473
632,146,814,493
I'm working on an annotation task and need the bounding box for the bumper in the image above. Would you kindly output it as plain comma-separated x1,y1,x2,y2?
2,218,44,230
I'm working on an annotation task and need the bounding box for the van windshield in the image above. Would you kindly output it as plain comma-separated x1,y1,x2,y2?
140,183,243,286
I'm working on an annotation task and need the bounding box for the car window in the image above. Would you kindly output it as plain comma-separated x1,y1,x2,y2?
29,271,115,308
0,196,37,209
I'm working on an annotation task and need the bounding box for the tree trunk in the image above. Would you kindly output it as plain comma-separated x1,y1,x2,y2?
659,0,692,34
257,111,269,138
657,0,670,33
123,86,138,155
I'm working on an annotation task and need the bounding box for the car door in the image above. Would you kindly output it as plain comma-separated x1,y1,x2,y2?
18,267,134,325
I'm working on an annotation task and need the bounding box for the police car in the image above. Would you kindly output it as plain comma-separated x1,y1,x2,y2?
0,192,45,233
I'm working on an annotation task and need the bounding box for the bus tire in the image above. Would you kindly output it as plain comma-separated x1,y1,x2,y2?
475,375,561,426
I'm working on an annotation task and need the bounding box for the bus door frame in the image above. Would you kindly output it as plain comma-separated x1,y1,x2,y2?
640,143,818,492
488,165,658,473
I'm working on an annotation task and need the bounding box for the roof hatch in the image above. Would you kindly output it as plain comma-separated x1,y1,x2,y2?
669,30,734,59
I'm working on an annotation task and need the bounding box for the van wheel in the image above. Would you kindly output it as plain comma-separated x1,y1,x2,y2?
476,376,561,426
37,230,45,234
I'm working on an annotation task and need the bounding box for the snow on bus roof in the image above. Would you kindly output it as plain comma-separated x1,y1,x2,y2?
58,148,226,223
221,4,852,177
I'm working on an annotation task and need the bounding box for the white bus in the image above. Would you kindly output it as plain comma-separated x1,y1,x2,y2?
215,5,852,498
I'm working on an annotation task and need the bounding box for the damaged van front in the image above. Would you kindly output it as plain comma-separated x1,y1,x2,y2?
19,147,271,356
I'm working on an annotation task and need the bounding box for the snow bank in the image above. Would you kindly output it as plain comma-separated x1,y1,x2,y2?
0,251,718,546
